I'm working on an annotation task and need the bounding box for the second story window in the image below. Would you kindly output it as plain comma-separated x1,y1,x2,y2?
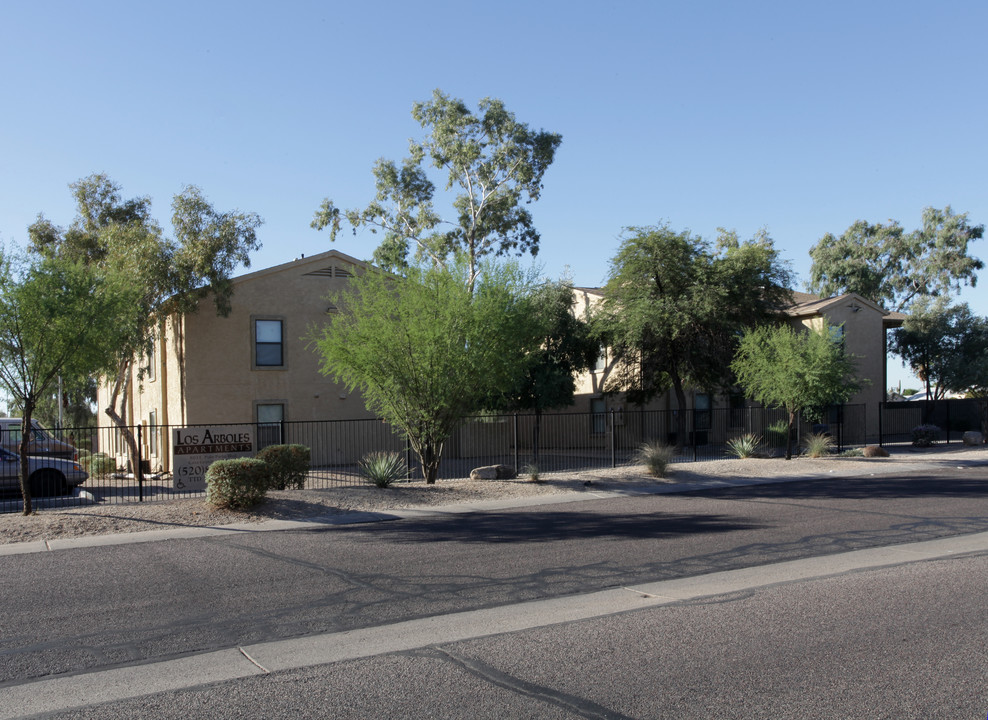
254,318,284,368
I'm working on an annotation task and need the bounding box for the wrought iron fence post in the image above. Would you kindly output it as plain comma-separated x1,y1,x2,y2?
137,423,144,502
513,414,519,472
878,402,884,447
609,410,616,468
692,409,698,462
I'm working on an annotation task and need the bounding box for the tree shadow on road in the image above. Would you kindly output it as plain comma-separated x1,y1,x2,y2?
331,508,762,544
680,472,988,501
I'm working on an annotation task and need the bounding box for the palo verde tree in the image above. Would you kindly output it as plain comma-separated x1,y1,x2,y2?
808,206,984,312
591,224,793,447
0,250,136,514
312,89,562,292
732,324,862,460
29,174,263,477
484,279,599,465
309,258,543,483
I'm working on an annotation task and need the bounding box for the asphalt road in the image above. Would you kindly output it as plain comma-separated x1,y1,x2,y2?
3,463,988,689
33,550,988,719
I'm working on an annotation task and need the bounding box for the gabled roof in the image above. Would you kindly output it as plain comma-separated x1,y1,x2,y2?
230,248,370,286
787,290,907,328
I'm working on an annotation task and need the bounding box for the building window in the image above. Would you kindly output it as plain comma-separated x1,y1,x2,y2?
254,318,284,368
145,338,156,382
694,393,712,431
593,346,607,373
256,403,284,449
591,397,607,435
148,411,158,456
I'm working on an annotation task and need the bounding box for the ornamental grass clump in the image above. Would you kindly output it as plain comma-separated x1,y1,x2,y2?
206,457,270,510
726,434,762,459
522,463,542,483
256,444,310,490
803,433,835,458
635,441,674,478
359,451,407,488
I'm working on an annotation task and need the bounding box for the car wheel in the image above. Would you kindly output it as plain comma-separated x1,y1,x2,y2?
30,470,68,497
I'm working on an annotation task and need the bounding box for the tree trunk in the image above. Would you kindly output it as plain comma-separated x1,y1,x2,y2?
104,358,141,480
785,409,797,460
19,401,35,515
414,437,444,484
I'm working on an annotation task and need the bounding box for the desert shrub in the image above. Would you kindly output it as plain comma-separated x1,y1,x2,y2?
635,441,675,478
726,434,762,459
256,444,310,490
206,457,270,509
840,448,864,457
862,445,890,458
803,433,835,458
522,463,541,483
81,452,117,477
911,424,941,447
359,451,407,488
765,420,790,447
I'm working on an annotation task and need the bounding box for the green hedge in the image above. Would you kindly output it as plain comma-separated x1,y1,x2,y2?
256,444,310,490
80,451,117,477
206,457,271,509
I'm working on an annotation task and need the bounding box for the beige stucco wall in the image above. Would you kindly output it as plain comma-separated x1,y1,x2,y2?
96,250,382,470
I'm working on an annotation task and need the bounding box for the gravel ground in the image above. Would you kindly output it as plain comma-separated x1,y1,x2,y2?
2,446,986,546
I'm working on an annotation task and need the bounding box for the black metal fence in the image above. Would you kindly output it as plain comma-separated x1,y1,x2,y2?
879,398,984,446
2,404,875,513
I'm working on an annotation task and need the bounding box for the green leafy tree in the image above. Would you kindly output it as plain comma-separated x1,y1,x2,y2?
947,316,988,440
11,375,98,431
485,279,599,464
29,174,263,477
0,251,136,513
732,324,862,459
808,206,984,312
591,224,793,446
310,259,542,483
312,89,562,291
889,298,977,419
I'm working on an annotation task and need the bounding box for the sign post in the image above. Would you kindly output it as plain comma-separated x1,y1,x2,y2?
172,426,254,492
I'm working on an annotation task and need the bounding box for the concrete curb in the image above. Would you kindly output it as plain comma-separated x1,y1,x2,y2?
5,528,988,718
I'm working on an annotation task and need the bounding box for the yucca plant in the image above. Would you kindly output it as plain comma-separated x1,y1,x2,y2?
635,441,675,478
726,433,762,459
359,451,407,488
803,432,835,458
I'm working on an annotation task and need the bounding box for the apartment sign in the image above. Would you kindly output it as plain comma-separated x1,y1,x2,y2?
172,426,254,492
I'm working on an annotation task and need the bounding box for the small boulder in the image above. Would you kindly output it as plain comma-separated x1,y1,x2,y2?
862,445,890,458
963,431,985,446
470,464,517,480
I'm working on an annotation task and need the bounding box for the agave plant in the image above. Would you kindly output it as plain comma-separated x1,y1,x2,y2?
359,451,407,488
726,433,762,459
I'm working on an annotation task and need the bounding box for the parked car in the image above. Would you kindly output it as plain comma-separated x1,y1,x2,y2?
0,418,78,461
0,447,89,496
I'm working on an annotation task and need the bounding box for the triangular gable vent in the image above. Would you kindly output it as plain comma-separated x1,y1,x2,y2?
304,264,354,279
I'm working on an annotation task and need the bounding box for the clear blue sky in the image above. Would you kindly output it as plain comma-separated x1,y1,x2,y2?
2,0,985,389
